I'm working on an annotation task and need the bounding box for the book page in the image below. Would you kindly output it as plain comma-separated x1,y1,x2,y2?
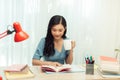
41,64,71,72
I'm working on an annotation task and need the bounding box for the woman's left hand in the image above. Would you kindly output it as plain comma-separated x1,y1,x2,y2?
50,62,62,67
71,40,75,49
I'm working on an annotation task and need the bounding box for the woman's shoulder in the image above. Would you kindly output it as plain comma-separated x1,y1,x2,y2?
41,37,45,41
38,37,45,44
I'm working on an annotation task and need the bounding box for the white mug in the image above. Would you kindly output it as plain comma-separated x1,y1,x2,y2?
64,40,71,50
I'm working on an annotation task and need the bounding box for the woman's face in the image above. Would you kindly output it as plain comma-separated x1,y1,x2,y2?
51,24,65,40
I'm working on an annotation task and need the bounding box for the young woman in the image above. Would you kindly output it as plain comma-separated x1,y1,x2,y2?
32,15,75,66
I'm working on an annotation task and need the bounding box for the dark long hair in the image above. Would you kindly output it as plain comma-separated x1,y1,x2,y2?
43,15,67,57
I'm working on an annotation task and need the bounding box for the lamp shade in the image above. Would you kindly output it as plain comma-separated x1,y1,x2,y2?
13,22,29,42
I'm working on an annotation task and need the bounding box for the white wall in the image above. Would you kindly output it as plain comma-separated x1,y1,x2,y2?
0,0,120,66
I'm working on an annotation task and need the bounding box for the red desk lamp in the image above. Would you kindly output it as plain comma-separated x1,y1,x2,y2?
0,22,29,42
0,76,2,80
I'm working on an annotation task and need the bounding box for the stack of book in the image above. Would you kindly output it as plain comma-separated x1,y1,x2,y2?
4,64,34,80
97,56,120,78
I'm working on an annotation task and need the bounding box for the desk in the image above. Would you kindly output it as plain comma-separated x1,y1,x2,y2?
0,66,120,80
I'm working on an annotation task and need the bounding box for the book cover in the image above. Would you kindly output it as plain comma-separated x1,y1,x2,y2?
4,64,28,72
99,56,118,63
41,64,71,72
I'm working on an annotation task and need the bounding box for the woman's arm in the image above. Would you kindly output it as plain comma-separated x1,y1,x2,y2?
65,50,73,64
65,40,75,64
32,59,62,66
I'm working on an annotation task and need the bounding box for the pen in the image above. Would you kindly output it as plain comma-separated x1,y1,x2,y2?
85,56,95,64
85,57,90,64
90,56,93,64
92,60,95,64
85,57,89,64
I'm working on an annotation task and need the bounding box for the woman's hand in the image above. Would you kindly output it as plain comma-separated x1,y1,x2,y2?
32,59,62,67
71,40,75,50
49,62,62,67
65,40,75,64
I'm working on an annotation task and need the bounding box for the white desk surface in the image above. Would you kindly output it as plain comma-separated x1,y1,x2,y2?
0,65,120,80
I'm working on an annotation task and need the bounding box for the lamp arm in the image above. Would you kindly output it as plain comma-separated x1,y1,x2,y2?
7,30,15,34
0,30,15,39
0,30,8,39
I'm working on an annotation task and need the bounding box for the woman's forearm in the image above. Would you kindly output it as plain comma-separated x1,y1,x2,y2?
66,50,73,64
32,59,51,66
66,40,75,64
32,59,62,66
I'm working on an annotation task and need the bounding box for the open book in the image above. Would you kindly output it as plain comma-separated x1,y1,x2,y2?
98,56,120,73
4,64,34,80
41,64,71,72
